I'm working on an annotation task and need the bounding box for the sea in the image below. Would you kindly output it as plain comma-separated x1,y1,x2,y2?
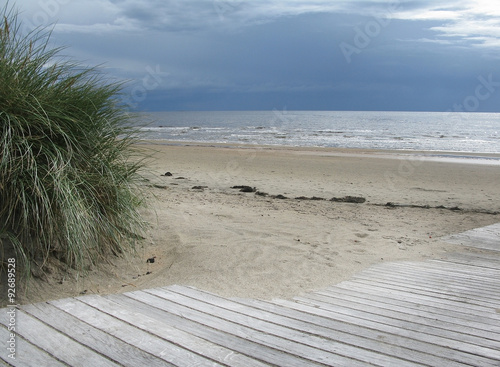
135,111,500,154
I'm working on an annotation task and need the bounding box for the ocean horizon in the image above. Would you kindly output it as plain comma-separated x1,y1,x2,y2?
135,110,500,154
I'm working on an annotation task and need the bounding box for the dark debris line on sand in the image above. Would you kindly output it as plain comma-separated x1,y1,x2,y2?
381,202,500,215
158,177,497,214
231,185,257,193
229,184,499,214
230,185,366,203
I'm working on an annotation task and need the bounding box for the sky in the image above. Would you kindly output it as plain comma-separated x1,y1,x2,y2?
13,0,500,112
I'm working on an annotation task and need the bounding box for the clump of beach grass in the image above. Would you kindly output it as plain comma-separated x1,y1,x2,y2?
0,5,146,280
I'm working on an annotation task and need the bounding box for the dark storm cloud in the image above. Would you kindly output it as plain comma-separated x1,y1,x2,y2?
15,0,500,111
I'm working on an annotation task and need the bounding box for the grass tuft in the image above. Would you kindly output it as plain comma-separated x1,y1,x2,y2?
0,4,146,281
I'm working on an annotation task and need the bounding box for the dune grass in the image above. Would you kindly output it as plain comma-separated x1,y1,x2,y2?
0,5,146,279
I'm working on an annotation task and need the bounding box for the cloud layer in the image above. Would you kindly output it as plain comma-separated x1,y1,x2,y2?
15,0,500,111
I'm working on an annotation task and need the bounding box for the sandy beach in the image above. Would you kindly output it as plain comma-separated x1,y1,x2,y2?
17,143,500,304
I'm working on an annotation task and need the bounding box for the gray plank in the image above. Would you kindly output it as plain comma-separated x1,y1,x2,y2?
306,287,500,337
292,294,500,362
0,325,69,367
73,294,271,367
403,260,500,280
52,296,222,367
104,292,326,367
349,273,500,309
347,277,500,318
350,270,500,307
272,298,500,367
146,287,411,366
349,274,500,307
232,296,480,366
443,223,500,251
305,288,500,341
440,253,500,269
449,250,500,261
125,289,373,367
0,308,120,367
362,267,500,295
20,302,168,367
169,285,472,367
363,260,500,283
344,271,500,313
318,285,500,332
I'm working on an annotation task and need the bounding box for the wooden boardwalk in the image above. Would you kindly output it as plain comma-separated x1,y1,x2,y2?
1,224,499,366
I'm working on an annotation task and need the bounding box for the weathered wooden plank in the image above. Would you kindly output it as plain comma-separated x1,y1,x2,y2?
126,289,374,367
362,260,500,284
350,274,498,309
339,273,500,316
272,298,500,367
0,308,120,367
168,285,472,367
447,238,499,251
287,298,500,367
349,269,500,305
71,294,271,367
232,296,479,367
453,250,500,260
440,253,500,269
146,287,418,367
105,292,327,367
352,275,500,312
427,260,500,278
20,302,169,367
441,250,500,264
293,294,500,363
398,260,500,280
319,285,500,331
443,223,500,251
352,269,500,302
127,290,378,365
0,325,69,367
437,250,500,262
349,275,500,308
355,269,500,294
348,276,497,318
359,268,500,295
309,288,500,341
52,296,222,367
309,287,500,337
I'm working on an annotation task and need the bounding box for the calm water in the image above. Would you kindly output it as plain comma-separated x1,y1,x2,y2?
136,111,500,153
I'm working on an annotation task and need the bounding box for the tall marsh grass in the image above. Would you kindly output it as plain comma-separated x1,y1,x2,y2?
1,5,145,278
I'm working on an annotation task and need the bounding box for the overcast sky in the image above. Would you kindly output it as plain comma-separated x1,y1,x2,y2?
15,0,500,111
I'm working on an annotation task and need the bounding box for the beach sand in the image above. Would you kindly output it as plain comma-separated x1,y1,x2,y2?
16,143,500,304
